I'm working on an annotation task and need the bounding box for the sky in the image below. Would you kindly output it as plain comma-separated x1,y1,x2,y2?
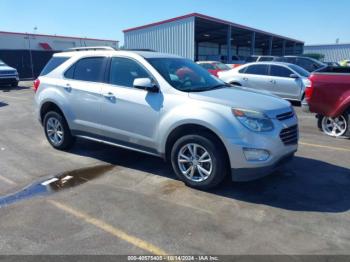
1,0,349,45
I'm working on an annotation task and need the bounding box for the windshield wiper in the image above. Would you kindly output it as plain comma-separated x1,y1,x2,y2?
207,83,230,91
181,84,229,93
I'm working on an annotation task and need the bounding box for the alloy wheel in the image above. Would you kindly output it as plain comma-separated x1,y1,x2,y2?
321,115,347,137
177,143,213,182
46,117,64,146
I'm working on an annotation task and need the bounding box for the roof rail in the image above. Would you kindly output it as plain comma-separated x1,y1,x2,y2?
65,46,115,52
123,48,157,52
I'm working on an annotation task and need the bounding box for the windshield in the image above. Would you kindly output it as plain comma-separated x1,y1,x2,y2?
289,64,310,78
215,62,230,70
147,58,226,92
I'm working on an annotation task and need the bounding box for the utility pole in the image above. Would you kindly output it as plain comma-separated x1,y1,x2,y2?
28,26,37,79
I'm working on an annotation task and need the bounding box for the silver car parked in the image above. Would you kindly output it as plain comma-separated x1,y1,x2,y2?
218,62,310,102
34,48,298,189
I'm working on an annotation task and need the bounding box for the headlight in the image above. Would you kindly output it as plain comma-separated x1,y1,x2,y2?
232,108,274,132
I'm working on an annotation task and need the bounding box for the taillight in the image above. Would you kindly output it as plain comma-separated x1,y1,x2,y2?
33,79,40,92
305,78,314,102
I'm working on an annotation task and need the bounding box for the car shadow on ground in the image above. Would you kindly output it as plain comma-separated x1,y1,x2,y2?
0,101,8,108
68,139,350,213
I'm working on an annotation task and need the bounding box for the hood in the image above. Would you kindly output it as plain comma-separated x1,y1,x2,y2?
0,65,16,71
188,87,292,118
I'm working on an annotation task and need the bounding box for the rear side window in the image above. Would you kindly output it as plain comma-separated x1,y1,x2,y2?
245,65,269,75
65,57,107,83
40,57,69,76
270,65,293,78
259,57,274,62
239,67,247,73
286,57,297,64
245,57,258,63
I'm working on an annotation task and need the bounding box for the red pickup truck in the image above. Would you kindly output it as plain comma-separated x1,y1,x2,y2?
303,67,350,138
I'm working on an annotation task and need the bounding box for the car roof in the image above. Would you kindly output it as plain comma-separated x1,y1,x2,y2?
54,50,182,59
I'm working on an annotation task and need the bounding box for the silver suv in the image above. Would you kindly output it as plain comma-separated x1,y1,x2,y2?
34,47,298,189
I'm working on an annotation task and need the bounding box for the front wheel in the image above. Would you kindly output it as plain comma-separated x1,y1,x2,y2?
170,134,228,189
318,113,350,138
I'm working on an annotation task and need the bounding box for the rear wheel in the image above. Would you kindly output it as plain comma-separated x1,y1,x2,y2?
170,134,228,189
318,113,350,138
43,111,75,150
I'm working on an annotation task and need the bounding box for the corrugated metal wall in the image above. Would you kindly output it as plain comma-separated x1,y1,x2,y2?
304,44,350,62
124,17,195,60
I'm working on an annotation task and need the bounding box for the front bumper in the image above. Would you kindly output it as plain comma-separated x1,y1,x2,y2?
222,113,299,182
0,75,19,85
231,151,296,181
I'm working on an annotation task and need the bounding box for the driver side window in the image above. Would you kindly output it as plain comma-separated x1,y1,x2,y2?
109,57,151,88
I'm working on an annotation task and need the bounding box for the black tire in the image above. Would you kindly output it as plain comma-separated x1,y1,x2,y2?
317,112,350,138
11,82,18,87
43,111,75,150
170,133,228,189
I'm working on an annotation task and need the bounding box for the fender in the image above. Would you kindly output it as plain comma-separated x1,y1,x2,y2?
331,92,350,117
36,85,76,129
156,103,240,154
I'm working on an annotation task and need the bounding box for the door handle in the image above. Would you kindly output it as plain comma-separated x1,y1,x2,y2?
64,84,72,92
103,92,116,100
243,77,248,81
270,80,276,84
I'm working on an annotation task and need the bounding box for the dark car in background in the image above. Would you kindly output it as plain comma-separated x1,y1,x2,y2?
0,60,19,87
274,56,327,72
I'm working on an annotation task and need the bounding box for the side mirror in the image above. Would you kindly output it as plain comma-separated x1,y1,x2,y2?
290,74,299,79
133,78,159,92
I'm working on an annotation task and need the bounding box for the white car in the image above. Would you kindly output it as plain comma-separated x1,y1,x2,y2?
218,62,311,102
0,59,19,87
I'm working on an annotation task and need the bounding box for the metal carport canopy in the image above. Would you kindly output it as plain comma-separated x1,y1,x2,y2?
123,13,304,61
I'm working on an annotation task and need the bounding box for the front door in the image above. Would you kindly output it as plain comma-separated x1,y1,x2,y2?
100,57,162,151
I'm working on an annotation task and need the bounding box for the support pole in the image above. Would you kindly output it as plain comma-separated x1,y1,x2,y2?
250,32,256,56
268,36,273,56
282,40,286,56
227,25,232,63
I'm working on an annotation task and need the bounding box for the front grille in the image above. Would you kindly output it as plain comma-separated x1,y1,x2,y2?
0,70,16,75
276,111,294,121
280,125,298,145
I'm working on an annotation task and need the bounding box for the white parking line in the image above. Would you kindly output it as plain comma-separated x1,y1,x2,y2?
300,142,350,152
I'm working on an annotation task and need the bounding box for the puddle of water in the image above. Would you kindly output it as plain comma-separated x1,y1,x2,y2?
0,164,114,208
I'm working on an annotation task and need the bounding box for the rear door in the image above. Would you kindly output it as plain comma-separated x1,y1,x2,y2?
269,65,302,99
62,56,108,135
